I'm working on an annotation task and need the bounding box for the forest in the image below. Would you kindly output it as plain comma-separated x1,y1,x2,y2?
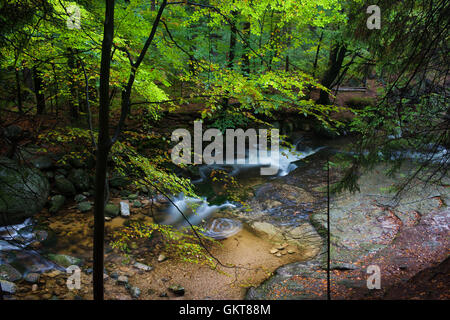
0,0,448,303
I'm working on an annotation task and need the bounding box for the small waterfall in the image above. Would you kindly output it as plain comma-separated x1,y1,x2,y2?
194,143,324,183
160,195,235,227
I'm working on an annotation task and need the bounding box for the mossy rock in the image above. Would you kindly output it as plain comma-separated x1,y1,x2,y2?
0,157,50,226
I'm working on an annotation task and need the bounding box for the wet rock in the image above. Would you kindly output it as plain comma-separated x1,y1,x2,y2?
68,169,90,191
251,222,282,242
0,279,17,294
0,264,22,282
49,195,65,214
120,201,130,217
328,263,359,271
168,284,185,296
46,270,62,278
255,183,314,204
0,157,50,226
263,200,282,210
77,201,92,213
246,261,324,300
47,254,82,268
105,203,120,217
54,176,76,195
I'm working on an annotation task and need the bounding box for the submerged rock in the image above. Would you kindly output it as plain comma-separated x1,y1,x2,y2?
24,272,40,283
47,254,82,268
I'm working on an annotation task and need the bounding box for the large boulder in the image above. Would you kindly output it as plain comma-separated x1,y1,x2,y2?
0,157,50,226
54,175,76,195
68,169,90,191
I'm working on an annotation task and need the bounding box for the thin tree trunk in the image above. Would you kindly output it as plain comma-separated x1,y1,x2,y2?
242,20,251,76
52,64,59,116
223,12,237,109
93,0,115,301
15,68,23,113
312,32,323,78
317,43,347,105
68,48,79,120
33,66,45,115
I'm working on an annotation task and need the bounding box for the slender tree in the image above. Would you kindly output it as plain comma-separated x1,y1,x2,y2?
93,0,115,301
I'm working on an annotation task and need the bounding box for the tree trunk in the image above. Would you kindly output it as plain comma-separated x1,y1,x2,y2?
242,20,251,76
317,43,347,105
68,48,79,120
33,67,45,114
15,68,23,113
93,0,115,301
228,18,237,70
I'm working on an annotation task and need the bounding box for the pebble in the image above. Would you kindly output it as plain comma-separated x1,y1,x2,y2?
133,262,152,271
168,284,185,296
158,254,167,262
269,248,278,254
32,284,38,292
130,286,141,298
117,275,128,285
46,270,62,278
287,249,295,254
275,253,282,257
24,273,40,284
